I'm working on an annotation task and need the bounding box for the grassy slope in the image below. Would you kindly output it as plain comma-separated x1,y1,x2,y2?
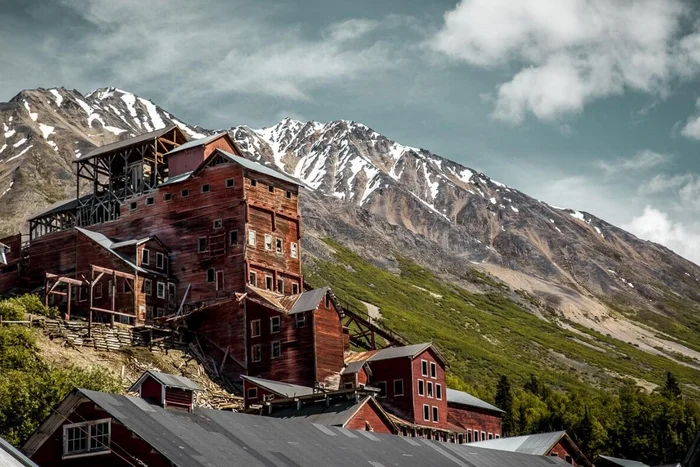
305,240,700,400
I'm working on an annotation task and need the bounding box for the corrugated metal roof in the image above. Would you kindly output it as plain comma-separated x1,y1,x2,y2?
160,170,193,187
216,150,301,186
28,195,93,221
240,375,314,398
76,126,178,162
368,343,433,362
75,228,144,273
288,287,329,314
111,237,151,249
446,389,505,414
0,436,38,467
144,371,202,391
163,133,223,156
596,455,650,467
340,361,367,375
266,396,366,426
61,389,569,467
468,431,566,455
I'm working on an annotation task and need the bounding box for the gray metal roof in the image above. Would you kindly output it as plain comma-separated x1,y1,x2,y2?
266,395,368,426
596,455,650,467
288,287,330,314
163,133,223,156
111,237,152,249
28,195,92,221
141,371,202,391
216,150,301,186
341,361,367,375
76,126,178,162
75,227,145,274
241,375,314,398
160,170,194,187
368,343,433,362
446,389,505,414
468,431,566,455
0,436,38,467
46,389,569,467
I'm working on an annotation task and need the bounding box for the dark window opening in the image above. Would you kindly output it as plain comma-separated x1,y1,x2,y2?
206,268,215,283
268,185,274,193
145,196,154,206
198,237,208,252
129,202,137,211
286,191,292,199
181,189,189,197
226,178,235,188
201,184,210,193
377,381,387,398
229,230,238,246
163,193,172,201
247,387,257,399
251,179,257,187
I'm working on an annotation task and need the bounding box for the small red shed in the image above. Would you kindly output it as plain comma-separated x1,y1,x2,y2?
128,370,202,412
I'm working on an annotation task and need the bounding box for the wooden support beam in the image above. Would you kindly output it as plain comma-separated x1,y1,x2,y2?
45,274,84,286
91,265,135,280
89,307,136,318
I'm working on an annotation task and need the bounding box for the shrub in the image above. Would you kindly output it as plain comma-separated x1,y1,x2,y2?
0,301,24,321
11,294,58,318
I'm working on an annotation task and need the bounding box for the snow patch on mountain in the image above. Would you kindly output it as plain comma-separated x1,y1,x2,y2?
49,89,63,107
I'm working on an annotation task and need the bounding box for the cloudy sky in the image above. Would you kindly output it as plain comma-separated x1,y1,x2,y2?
3,0,700,262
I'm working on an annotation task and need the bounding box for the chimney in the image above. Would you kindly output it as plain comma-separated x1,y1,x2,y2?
129,371,202,412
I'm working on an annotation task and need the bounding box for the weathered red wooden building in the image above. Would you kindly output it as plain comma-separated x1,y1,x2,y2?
446,388,504,442
468,430,591,466
0,236,21,293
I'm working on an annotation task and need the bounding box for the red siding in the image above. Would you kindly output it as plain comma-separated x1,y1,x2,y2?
344,400,396,434
167,135,237,177
366,357,414,421
243,380,277,409
313,297,344,386
140,375,163,405
447,405,502,439
0,233,21,292
30,401,170,467
165,387,193,410
548,440,579,466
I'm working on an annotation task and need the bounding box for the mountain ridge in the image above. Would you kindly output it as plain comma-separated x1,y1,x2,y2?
2,86,700,384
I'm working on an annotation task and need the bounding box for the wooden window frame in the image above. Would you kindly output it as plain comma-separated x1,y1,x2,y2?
265,275,273,290
226,178,235,188
216,270,224,291
264,234,272,251
268,185,275,193
427,381,433,398
201,183,210,193
249,271,257,286
198,237,208,253
290,242,298,258
271,341,282,359
250,319,261,338
417,379,424,396
248,230,256,246
213,219,223,230
430,362,437,379
167,283,176,302
393,379,404,397
181,188,189,198
286,191,292,199
142,248,150,266
432,406,439,423
275,238,283,254
129,201,137,211
156,281,165,299
488,433,494,440
421,360,428,377
62,418,111,459
423,404,430,421
156,252,164,270
436,383,442,400
270,316,281,334
481,431,486,441
377,381,387,398
295,313,306,328
247,387,257,399
145,196,154,206
163,192,172,201
251,344,261,362
276,278,284,294
251,179,257,187
291,283,299,294
144,279,152,295
79,286,87,302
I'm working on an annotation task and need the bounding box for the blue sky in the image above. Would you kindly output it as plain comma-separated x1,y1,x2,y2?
3,0,700,262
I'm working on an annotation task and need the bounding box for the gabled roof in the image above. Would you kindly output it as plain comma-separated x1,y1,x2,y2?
265,395,397,432
112,235,169,252
240,375,314,398
160,170,193,187
287,287,330,314
75,228,168,276
210,149,300,186
246,286,331,315
340,360,371,376
76,126,181,162
468,431,566,454
0,436,38,467
163,132,227,156
24,388,570,466
446,388,505,414
28,195,92,221
347,343,449,367
129,371,202,392
594,456,650,467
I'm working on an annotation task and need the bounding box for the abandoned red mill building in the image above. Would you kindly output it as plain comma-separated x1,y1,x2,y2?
0,128,589,465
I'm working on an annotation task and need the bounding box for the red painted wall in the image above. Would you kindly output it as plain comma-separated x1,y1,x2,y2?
30,400,170,467
313,297,344,386
243,380,277,409
447,405,502,439
140,375,163,405
344,399,396,434
548,440,578,466
366,357,414,422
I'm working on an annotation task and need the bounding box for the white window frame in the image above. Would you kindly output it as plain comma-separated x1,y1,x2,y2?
271,341,282,359
213,219,223,229
247,387,257,399
421,359,428,377
270,316,281,334
156,252,164,270
432,406,439,423
467,429,472,443
430,362,437,379
417,379,425,396
265,275,273,290
295,313,306,328
436,383,442,400
277,278,284,293
488,433,494,440
62,418,111,458
201,183,210,193
481,431,486,442
198,237,208,253
251,344,261,362
251,319,261,338
145,196,154,206
292,283,299,294
423,404,430,421
142,248,150,266
156,281,165,299
248,230,256,246
427,381,433,398
290,242,298,258
393,379,404,396
275,238,283,254
144,279,152,295
264,234,272,251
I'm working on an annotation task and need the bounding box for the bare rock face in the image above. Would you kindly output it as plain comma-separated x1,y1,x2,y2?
2,87,700,364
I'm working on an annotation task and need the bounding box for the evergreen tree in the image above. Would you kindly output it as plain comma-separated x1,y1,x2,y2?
495,375,515,436
662,372,682,400
524,374,550,399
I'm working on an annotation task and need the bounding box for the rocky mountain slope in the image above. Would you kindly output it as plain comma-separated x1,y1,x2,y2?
2,87,700,387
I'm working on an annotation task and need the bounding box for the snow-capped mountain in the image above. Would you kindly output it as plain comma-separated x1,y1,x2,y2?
2,87,700,365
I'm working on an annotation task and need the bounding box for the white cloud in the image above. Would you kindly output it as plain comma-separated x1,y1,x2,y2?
595,149,671,175
639,173,695,195
55,0,398,103
431,0,700,124
624,206,700,264
681,97,700,139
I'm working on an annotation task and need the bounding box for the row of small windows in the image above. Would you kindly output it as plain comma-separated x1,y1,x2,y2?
423,404,440,423
248,271,299,294
421,360,438,379
376,379,404,398
247,231,298,258
250,314,305,338
129,179,294,211
417,379,442,400
251,341,282,362
456,430,497,443
141,249,167,271
76,278,174,302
